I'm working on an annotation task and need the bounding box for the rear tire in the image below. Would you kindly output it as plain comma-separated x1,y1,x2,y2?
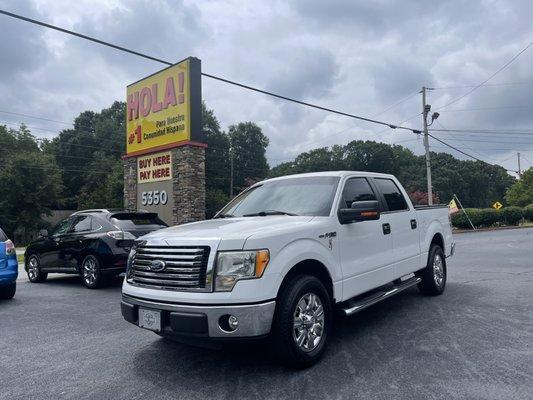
271,274,332,369
81,255,103,289
26,254,48,283
417,244,446,296
0,282,16,300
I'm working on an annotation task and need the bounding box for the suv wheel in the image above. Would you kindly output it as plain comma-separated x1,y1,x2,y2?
27,255,48,283
81,255,103,289
417,244,446,296
0,282,16,300
272,274,332,368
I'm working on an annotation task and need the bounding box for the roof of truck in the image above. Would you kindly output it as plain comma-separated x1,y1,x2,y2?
262,171,396,183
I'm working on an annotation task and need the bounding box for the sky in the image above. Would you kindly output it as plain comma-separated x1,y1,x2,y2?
1,0,533,174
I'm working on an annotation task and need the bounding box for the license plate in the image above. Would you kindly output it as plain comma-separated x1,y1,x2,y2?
138,308,161,332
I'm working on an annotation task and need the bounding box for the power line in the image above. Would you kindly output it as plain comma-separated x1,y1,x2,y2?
371,91,419,118
0,109,74,126
430,128,533,135
432,81,533,90
440,104,533,112
433,120,503,164
0,9,420,135
434,41,533,111
427,133,518,173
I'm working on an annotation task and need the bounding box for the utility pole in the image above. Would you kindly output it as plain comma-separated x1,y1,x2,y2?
229,152,234,198
517,152,522,178
421,86,433,205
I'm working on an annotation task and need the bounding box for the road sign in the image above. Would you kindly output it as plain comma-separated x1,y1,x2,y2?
492,201,503,210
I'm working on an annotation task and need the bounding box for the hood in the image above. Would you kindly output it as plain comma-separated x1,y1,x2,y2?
138,216,315,248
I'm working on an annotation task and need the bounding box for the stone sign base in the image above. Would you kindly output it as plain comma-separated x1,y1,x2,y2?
123,144,206,226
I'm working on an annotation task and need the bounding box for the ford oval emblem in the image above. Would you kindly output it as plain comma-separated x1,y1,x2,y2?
149,260,166,272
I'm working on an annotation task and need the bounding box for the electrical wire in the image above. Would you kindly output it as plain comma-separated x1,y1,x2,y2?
429,128,533,135
434,41,533,111
427,133,518,173
0,9,419,134
432,81,533,90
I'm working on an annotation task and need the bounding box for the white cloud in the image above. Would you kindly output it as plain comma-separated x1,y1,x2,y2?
0,0,532,174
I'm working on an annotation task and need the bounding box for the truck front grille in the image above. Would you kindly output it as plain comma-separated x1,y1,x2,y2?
129,246,211,291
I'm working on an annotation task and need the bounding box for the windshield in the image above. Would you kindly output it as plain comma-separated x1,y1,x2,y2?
217,176,340,217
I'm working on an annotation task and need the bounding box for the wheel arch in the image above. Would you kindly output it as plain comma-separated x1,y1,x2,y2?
277,259,335,303
430,232,444,250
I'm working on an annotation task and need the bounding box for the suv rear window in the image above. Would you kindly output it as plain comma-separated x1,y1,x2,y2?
0,229,7,241
110,213,167,229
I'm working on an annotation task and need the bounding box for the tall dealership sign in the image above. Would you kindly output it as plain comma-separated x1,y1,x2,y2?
123,57,206,225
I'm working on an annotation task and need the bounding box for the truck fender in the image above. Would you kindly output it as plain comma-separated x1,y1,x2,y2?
270,238,342,301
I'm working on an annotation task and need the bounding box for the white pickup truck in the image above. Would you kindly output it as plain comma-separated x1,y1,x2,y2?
121,171,454,367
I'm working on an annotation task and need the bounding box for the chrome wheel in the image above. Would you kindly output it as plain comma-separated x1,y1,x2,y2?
433,254,444,287
83,257,98,286
28,256,39,280
293,292,325,352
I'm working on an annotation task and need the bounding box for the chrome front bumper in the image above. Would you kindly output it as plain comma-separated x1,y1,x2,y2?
121,294,276,338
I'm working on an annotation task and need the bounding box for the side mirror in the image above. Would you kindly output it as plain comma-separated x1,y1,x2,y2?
338,200,380,224
39,229,49,237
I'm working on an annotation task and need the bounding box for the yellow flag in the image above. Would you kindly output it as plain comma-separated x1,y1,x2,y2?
448,199,459,214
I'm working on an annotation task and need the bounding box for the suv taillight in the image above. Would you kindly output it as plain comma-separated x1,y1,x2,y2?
106,231,136,240
5,239,15,256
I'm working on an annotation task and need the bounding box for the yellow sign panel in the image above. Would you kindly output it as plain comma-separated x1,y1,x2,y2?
126,57,202,156
137,151,172,183
492,201,503,210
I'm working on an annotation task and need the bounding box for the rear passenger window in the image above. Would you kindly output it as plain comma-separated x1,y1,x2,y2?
341,178,377,208
71,216,92,232
375,178,408,211
0,229,7,241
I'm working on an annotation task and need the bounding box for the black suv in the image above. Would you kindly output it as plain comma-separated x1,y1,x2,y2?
24,209,167,288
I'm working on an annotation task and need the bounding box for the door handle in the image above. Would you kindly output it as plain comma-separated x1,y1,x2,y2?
382,223,391,235
410,219,417,229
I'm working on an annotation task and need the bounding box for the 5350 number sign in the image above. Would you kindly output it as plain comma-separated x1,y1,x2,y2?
141,190,168,206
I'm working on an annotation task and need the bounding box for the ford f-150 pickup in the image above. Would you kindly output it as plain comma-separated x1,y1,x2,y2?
121,171,454,367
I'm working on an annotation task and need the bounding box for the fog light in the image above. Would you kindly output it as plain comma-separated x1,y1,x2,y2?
218,314,239,332
228,315,239,330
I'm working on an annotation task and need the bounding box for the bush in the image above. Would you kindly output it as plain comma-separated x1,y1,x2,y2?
500,206,524,226
451,206,525,228
524,204,533,221
451,208,481,229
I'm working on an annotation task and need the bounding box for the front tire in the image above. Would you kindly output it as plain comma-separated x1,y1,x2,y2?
417,244,446,296
26,254,48,283
0,282,16,300
81,255,103,289
272,274,332,369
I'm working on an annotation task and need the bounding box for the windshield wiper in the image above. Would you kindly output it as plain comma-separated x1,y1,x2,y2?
215,213,235,219
242,210,299,217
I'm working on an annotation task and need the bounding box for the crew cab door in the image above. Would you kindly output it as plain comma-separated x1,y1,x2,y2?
337,177,394,300
372,177,421,277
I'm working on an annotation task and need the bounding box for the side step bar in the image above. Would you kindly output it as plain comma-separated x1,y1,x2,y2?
340,276,421,316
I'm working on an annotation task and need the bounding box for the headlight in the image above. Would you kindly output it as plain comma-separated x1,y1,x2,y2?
215,250,269,292
126,246,137,280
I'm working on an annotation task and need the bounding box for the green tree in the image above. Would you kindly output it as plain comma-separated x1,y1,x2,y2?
505,168,533,206
0,126,63,241
228,122,269,193
45,101,126,209
267,139,515,207
203,103,230,195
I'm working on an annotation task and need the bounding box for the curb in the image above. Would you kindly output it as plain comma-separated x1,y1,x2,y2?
453,225,532,234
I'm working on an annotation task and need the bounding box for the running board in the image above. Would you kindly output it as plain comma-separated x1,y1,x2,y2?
340,276,421,316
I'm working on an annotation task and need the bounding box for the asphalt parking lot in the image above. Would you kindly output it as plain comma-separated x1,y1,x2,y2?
1,228,532,400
